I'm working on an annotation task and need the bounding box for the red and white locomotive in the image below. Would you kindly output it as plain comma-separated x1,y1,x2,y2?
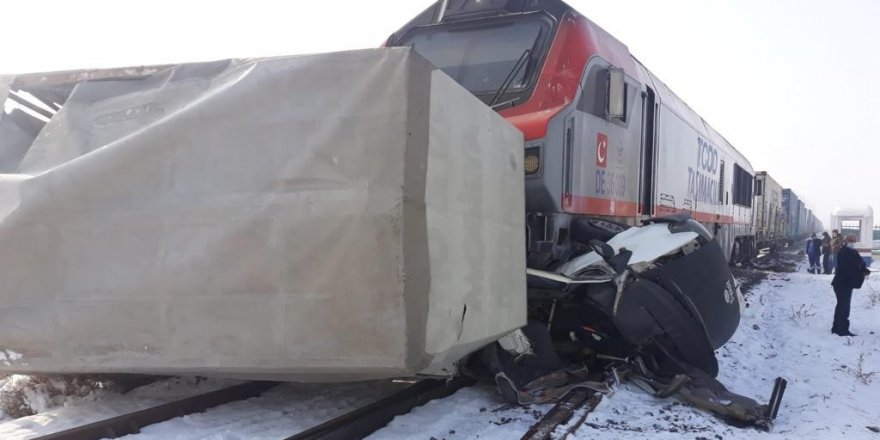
389,0,757,266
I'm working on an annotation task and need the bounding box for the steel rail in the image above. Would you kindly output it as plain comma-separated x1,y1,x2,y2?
521,390,603,440
32,381,278,440
284,376,475,440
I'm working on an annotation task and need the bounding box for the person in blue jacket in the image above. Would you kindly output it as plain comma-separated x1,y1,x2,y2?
806,233,822,274
830,235,870,336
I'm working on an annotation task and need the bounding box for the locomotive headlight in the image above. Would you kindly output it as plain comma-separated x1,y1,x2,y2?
524,146,541,175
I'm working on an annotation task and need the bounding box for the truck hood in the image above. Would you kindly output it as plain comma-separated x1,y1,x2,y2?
557,223,698,278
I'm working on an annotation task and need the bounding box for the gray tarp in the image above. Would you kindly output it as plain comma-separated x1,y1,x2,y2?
0,48,526,381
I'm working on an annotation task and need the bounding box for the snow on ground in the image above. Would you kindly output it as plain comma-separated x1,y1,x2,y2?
0,377,238,439
371,261,880,440
2,260,878,439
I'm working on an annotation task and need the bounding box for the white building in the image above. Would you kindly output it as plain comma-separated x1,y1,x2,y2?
830,205,874,265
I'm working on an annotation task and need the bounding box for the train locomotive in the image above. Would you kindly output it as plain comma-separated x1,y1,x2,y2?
389,0,759,268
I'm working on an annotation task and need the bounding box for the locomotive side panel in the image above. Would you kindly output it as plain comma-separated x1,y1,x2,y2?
564,57,643,219
651,101,755,261
654,106,723,220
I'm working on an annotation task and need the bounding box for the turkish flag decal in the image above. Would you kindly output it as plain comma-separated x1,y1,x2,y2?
596,133,608,168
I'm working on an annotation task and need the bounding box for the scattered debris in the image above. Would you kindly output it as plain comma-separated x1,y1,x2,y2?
520,389,602,440
749,247,803,274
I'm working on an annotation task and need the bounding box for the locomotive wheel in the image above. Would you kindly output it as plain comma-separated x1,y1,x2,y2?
730,239,741,264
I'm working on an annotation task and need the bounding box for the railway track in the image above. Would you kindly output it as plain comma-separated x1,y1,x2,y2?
284,376,474,440
31,381,279,440
521,390,604,440
23,369,785,439
28,372,622,440
31,377,476,440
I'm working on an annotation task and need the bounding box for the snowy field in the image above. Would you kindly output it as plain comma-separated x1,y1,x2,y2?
1,261,878,439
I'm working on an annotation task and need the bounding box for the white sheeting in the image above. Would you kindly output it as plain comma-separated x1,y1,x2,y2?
0,48,525,381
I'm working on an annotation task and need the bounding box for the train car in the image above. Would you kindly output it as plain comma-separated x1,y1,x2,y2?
809,210,822,234
779,188,822,246
830,206,874,265
776,190,790,242
800,205,808,235
795,201,803,235
805,209,813,236
753,171,784,249
782,189,801,242
388,0,755,265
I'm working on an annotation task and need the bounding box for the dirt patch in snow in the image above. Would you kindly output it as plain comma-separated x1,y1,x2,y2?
733,267,769,297
0,374,160,419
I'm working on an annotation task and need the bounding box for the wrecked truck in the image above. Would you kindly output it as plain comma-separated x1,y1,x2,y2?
0,0,782,428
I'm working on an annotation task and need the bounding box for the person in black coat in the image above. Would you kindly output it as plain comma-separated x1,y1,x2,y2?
830,235,870,336
821,232,833,274
806,233,822,274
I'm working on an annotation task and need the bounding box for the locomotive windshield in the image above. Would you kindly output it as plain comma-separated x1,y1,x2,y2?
398,15,551,98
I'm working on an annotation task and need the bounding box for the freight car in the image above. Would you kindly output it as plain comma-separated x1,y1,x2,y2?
782,189,803,243
753,171,784,249
753,175,822,252
780,189,824,244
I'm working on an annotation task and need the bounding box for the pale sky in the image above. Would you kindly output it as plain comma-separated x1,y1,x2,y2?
3,0,878,225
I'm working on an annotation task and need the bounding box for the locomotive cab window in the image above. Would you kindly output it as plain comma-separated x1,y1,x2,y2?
397,14,553,104
607,67,627,121
577,62,636,126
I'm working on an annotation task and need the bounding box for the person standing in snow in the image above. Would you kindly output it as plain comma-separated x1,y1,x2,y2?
806,233,822,274
830,235,870,336
821,231,833,274
830,229,844,272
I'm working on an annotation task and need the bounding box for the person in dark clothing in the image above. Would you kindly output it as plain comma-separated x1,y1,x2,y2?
806,233,822,274
830,235,870,336
830,229,844,273
821,232,833,274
